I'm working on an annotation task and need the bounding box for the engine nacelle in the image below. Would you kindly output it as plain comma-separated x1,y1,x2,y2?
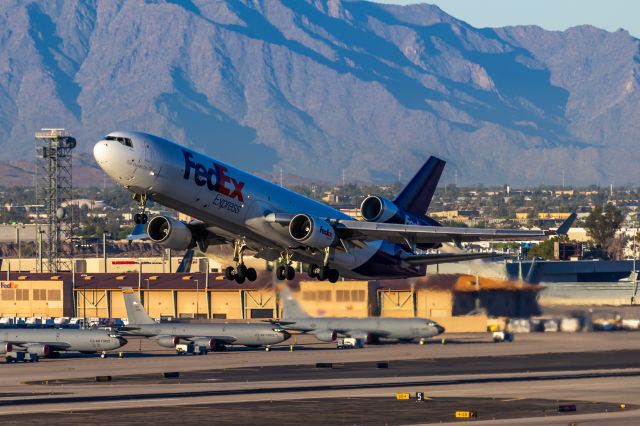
27,344,50,357
192,338,216,350
314,329,338,342
360,196,400,223
155,336,182,348
289,214,337,249
0,342,12,354
147,215,194,251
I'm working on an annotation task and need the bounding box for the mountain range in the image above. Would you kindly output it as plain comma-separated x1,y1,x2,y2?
1,0,639,186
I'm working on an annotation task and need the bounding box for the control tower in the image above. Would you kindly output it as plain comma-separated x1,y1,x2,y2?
35,129,76,272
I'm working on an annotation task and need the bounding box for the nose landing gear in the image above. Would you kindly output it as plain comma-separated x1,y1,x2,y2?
133,193,149,224
224,240,257,284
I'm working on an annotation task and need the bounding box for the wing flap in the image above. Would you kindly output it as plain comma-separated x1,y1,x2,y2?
402,252,504,266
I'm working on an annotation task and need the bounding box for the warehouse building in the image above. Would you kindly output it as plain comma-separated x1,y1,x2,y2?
0,272,539,332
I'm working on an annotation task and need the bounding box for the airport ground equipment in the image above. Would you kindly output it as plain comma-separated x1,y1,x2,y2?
94,131,573,283
492,331,514,343
176,344,208,355
5,351,39,363
121,288,290,351
336,337,364,349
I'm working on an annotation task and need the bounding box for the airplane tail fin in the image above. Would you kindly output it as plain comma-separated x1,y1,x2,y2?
279,286,311,319
394,156,446,216
176,249,195,273
122,287,156,325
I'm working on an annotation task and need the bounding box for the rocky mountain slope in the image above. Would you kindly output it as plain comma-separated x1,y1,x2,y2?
1,0,638,185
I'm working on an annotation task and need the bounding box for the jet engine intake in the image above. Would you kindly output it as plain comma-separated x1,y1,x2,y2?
27,344,50,357
147,216,194,251
289,214,337,249
313,329,338,342
156,336,182,348
192,338,216,350
360,196,400,222
0,342,12,354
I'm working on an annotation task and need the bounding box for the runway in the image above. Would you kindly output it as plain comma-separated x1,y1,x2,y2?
1,332,639,424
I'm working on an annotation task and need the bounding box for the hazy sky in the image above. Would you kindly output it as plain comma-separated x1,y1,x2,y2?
376,0,639,38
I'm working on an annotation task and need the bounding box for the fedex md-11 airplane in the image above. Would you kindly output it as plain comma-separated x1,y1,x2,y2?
94,131,571,283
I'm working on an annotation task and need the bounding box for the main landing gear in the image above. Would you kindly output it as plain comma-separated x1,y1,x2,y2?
307,248,340,283
275,250,296,281
224,240,257,284
307,264,339,283
133,193,148,225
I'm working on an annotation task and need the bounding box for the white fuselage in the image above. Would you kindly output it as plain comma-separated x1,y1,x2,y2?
94,131,418,279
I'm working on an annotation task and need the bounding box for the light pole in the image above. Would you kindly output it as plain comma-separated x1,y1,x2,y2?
144,278,150,313
194,279,199,319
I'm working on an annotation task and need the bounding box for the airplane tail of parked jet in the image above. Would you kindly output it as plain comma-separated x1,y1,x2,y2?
280,286,311,319
394,156,446,216
122,288,156,325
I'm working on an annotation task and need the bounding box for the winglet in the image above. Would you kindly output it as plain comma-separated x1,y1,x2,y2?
556,213,577,236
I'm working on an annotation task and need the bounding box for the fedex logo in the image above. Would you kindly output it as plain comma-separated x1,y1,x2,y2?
319,226,334,239
183,151,245,202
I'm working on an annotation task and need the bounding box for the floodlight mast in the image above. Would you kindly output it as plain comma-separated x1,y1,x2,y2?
35,128,76,272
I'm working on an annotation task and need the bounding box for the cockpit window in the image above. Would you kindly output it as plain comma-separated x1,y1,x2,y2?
105,136,133,148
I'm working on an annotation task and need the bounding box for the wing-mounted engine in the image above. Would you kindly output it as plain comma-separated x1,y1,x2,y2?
26,344,50,357
289,214,338,249
0,342,12,354
360,196,441,250
147,216,195,251
155,336,182,348
361,196,440,226
313,329,338,342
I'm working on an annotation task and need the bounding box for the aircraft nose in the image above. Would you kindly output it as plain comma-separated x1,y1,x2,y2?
117,336,128,346
281,330,291,340
435,324,445,335
93,140,110,166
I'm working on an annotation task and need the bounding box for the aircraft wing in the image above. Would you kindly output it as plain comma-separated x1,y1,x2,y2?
401,252,504,266
189,335,238,344
345,329,391,339
11,342,72,351
335,221,548,244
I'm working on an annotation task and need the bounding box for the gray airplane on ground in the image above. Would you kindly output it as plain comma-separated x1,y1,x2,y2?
275,287,444,345
121,288,290,351
94,131,569,284
0,328,127,358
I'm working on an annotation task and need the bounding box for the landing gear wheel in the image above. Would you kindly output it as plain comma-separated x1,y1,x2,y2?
318,266,330,281
276,265,287,281
235,275,246,284
307,264,318,279
224,266,235,281
246,267,257,282
286,266,296,280
328,268,339,283
237,264,247,280
134,213,142,224
140,213,148,224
